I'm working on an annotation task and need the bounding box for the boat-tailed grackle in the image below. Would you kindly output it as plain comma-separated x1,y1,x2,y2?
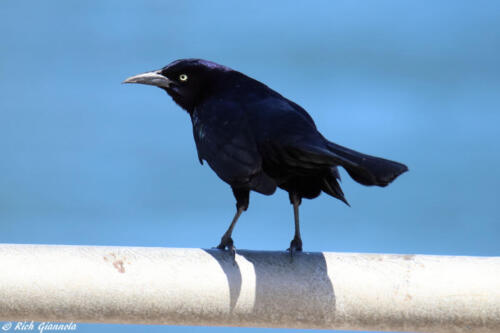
124,59,408,256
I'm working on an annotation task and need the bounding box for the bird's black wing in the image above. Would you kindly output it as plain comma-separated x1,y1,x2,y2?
244,96,407,187
243,96,347,173
191,98,276,195
238,95,350,202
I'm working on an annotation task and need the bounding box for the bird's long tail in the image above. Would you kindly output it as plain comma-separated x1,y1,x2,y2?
325,141,408,187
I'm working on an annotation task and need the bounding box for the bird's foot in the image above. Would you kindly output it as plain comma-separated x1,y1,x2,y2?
217,235,236,260
287,236,303,258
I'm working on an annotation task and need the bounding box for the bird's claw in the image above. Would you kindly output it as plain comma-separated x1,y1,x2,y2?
217,236,236,261
287,237,303,258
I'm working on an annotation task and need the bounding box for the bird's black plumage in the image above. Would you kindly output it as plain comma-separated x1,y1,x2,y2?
124,58,408,255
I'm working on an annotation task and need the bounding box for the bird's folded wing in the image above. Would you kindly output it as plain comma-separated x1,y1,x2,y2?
243,97,351,173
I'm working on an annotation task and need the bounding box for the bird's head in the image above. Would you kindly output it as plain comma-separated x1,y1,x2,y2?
123,58,233,112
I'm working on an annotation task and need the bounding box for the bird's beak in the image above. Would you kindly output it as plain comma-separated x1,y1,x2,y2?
122,70,172,89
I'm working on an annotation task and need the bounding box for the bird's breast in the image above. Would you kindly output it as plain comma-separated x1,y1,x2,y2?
192,112,206,140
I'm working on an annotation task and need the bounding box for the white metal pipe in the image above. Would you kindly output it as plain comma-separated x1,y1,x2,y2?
0,244,499,332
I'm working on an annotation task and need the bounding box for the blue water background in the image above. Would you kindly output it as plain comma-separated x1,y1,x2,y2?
1,1,499,332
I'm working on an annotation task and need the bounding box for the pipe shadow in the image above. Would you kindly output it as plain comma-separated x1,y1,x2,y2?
205,249,335,326
204,249,242,312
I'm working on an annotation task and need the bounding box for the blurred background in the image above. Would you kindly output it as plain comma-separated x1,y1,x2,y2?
1,1,499,332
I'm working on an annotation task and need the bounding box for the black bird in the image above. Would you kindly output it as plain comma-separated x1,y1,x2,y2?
124,59,408,255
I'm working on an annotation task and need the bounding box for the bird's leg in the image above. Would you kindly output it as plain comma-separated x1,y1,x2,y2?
288,192,303,256
217,188,249,257
217,207,243,253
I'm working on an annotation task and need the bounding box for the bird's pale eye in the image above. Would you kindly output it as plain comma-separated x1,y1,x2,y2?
179,74,188,82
